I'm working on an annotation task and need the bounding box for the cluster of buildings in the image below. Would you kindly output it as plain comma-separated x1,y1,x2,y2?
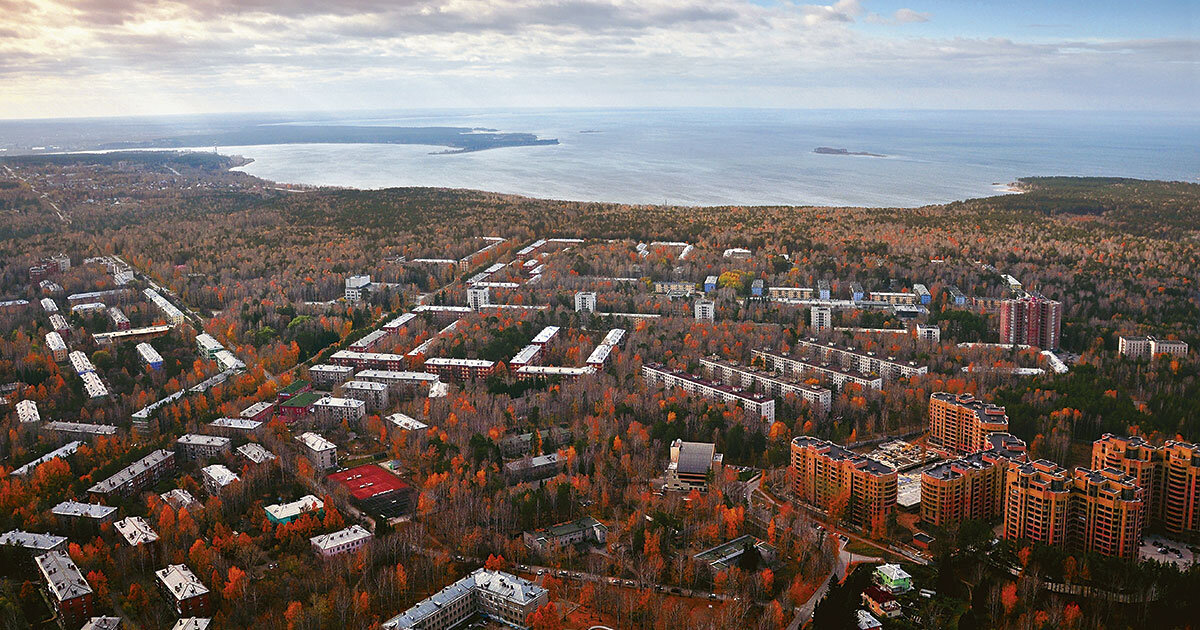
382,568,548,630
700,356,832,414
642,363,776,422
789,436,898,529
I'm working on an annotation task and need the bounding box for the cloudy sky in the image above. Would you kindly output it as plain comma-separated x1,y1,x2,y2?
0,0,1195,118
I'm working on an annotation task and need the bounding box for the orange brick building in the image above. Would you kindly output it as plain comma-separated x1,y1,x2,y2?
921,433,1027,527
1092,434,1200,536
790,436,897,530
928,392,1010,455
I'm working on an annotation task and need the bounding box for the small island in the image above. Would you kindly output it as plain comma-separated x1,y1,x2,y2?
814,146,886,158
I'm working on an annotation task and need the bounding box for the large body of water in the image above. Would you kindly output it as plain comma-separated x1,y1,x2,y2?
15,108,1200,207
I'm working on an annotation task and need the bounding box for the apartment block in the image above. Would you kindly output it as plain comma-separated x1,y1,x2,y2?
339,380,389,411
114,516,159,547
88,450,176,502
46,331,68,361
694,299,715,322
998,293,1062,349
156,564,210,617
642,363,776,422
382,569,548,630
700,356,832,414
751,349,883,392
1092,434,1200,536
1118,335,1189,359
16,399,40,424
1003,459,1072,547
1070,468,1144,559
175,434,232,461
311,524,373,557
0,530,67,554
309,364,356,388
793,339,928,382
467,286,490,309
921,433,1027,527
312,396,367,427
36,551,95,627
355,369,440,394
810,306,832,331
928,392,1010,455
790,436,897,529
297,432,338,471
265,495,324,525
424,357,496,381
574,291,597,313
330,349,407,371
345,275,371,301
137,342,163,370
201,464,240,496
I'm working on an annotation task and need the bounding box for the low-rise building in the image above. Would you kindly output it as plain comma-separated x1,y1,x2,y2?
136,342,163,369
312,396,367,427
195,333,224,360
69,350,96,375
1119,335,1189,359
205,417,262,436
109,307,130,330
155,564,210,617
239,401,275,423
81,617,123,630
237,443,277,465
874,564,912,594
751,349,883,392
43,421,118,441
160,489,200,512
170,619,210,630
114,516,159,547
277,390,322,422
523,517,608,554
385,413,429,432
504,453,563,485
345,275,372,301
309,364,356,388
88,449,176,501
330,349,407,371
311,525,373,557
297,432,338,471
265,495,324,525
382,569,548,630
663,439,723,492
339,380,389,411
46,331,68,361
424,357,496,381
327,465,415,518
80,372,108,399
51,501,118,525
16,399,40,424
36,551,95,626
694,535,777,571
201,464,240,496
10,441,83,476
0,530,68,553
176,434,232,461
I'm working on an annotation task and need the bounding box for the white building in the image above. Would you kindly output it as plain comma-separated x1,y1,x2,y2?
237,443,276,465
345,275,372,301
81,372,108,399
340,380,389,411
467,286,490,310
810,306,832,331
214,349,245,372
69,350,96,375
171,620,210,630
195,333,224,360
10,441,82,476
915,324,941,343
51,501,117,523
700,357,832,414
206,417,262,435
143,288,185,326
382,569,549,630
386,413,429,431
355,369,440,394
297,432,338,471
155,564,209,616
114,516,159,546
642,363,776,422
309,364,356,388
201,464,240,495
137,342,164,369
176,434,232,460
695,299,715,322
45,331,68,361
310,524,373,557
312,396,367,427
574,291,597,313
1119,335,1189,359
16,399,40,424
40,297,59,313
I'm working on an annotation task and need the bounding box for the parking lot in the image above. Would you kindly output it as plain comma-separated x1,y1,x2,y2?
1139,535,1198,568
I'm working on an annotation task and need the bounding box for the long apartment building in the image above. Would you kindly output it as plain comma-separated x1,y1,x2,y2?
794,339,928,382
700,356,832,414
1092,434,1200,535
751,349,882,391
36,551,95,627
1118,335,1189,359
88,449,176,502
382,568,548,630
330,349,407,371
790,436,897,529
928,392,1011,455
921,433,1028,527
1003,460,1144,559
642,363,775,422
423,357,497,381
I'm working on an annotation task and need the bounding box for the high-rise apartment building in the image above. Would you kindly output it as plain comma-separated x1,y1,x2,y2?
810,306,832,331
928,392,1010,455
790,436,897,529
1091,434,1200,536
921,433,1027,527
998,293,1062,349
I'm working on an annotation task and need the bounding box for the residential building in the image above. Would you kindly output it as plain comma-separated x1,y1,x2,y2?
114,516,159,547
998,293,1062,349
530,325,559,346
499,427,573,459
793,339,928,382
297,432,338,471
386,413,428,431
523,517,608,554
467,286,490,309
1070,467,1144,559
694,535,777,571
81,372,108,398
239,401,275,422
810,306,832,331
237,443,277,465
574,291,597,313
36,551,95,626
849,282,865,302
874,564,912,594
311,525,373,557
92,325,171,346
155,564,210,617
108,307,130,330
345,275,372,301
382,568,548,630
356,369,440,394
51,501,117,525
1003,459,1071,547
175,434,232,461
137,342,163,369
265,495,324,525
642,363,776,422
768,286,814,300
88,449,176,501
751,349,883,392
914,324,941,343
790,436,897,529
862,586,902,619
277,391,322,422
43,421,118,441
340,380,389,411
309,364,356,388
205,417,262,436
510,344,541,368
41,297,59,313
201,464,240,496
69,350,96,375
195,333,224,360
663,439,723,492
160,489,200,512
857,610,883,629
913,284,931,304
10,441,82,476
312,396,367,427
327,465,414,518
46,331,68,361
514,365,596,380
869,291,918,305
704,275,718,292
817,279,831,300
694,298,715,321
700,356,832,414
1119,335,1189,359
921,433,1028,527
16,399,40,424
82,617,123,630
351,328,395,352
50,313,70,336
0,530,68,553
1091,434,1200,536
170,619,210,630
276,379,314,402
654,280,696,296
214,349,245,371
504,453,563,485
424,357,496,381
928,392,1011,455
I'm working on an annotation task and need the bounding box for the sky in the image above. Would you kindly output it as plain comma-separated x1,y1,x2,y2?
0,0,1195,119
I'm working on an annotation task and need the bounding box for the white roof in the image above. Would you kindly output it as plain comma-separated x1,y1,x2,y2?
82,617,124,630
52,501,117,520
330,349,406,362
170,619,211,630
297,432,336,452
160,489,199,510
177,433,231,448
237,443,276,464
136,342,163,364
310,524,372,551
40,298,58,312
155,564,209,601
36,551,92,602
50,313,69,330
385,413,428,431
515,365,596,377
114,516,159,546
45,421,117,436
0,529,67,551
314,396,366,410
16,399,40,423
46,331,67,352
10,441,82,476
311,363,355,373
876,563,911,581
383,313,418,330
585,344,614,365
240,401,275,418
600,328,626,346
81,371,107,398
531,326,560,344
266,495,324,521
510,345,541,364
70,350,96,374
207,417,262,431
356,369,438,382
202,464,240,488
195,333,223,351
89,449,173,494
424,357,495,368
343,380,386,391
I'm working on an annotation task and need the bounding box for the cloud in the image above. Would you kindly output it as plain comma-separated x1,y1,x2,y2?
865,8,929,25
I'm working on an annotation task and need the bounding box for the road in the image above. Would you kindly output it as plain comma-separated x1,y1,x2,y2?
3,164,70,224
